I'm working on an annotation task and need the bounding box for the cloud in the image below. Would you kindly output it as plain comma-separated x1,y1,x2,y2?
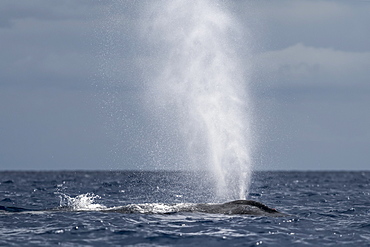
0,2,111,90
1,1,369,171
255,43,370,88
240,0,370,52
252,42,370,170
257,0,349,23
0,0,108,27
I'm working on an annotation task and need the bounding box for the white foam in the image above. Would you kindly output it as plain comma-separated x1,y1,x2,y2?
111,203,194,214
58,193,107,211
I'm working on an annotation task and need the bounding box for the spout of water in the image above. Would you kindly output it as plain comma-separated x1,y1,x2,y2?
146,0,253,201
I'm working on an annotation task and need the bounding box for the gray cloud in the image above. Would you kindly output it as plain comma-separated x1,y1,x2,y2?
255,43,370,87
0,0,107,26
0,0,369,170
241,0,370,170
238,0,370,52
252,43,370,170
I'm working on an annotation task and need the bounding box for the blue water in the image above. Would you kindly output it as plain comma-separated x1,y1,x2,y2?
1,171,369,246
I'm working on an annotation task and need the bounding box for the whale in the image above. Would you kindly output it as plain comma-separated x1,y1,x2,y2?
0,200,284,216
104,200,284,216
187,200,282,215
0,205,35,213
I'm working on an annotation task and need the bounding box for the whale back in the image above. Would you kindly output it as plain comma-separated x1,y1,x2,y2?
1,200,283,216
223,200,279,214
188,200,281,215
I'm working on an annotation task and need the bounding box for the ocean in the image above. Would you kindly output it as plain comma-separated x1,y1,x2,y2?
0,171,369,246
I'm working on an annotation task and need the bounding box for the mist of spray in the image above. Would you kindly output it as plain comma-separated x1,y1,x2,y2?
145,0,253,201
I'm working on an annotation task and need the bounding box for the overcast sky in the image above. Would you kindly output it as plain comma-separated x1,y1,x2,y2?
1,0,369,171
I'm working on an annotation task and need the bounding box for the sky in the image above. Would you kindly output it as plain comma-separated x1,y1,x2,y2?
0,0,369,171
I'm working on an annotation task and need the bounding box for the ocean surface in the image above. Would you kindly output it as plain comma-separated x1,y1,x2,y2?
0,171,369,246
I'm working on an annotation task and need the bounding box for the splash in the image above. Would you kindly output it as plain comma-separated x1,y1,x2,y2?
146,0,253,201
58,193,106,211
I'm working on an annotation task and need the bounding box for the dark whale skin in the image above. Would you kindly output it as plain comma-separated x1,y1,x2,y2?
1,200,284,216
185,200,283,216
106,200,285,216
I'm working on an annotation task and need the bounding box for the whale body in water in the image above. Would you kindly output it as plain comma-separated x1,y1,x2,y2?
0,200,283,216
105,200,284,216
189,200,281,215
